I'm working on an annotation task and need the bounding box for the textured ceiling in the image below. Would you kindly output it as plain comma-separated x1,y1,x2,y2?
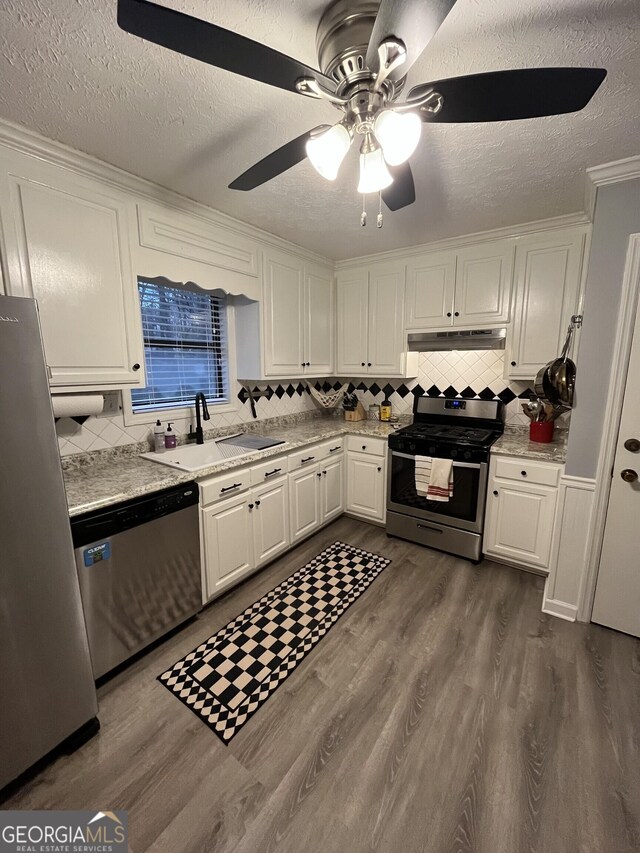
0,0,638,260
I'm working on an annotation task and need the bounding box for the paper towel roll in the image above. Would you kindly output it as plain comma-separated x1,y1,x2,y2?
52,394,104,419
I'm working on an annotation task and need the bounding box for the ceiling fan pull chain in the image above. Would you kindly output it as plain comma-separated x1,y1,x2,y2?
360,194,367,227
377,192,383,229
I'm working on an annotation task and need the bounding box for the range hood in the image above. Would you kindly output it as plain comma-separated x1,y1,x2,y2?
407,328,507,352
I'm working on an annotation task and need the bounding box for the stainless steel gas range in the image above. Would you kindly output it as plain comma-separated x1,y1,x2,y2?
386,396,504,562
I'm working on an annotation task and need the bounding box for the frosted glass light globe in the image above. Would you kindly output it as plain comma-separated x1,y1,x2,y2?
357,146,393,194
374,110,422,166
305,123,351,180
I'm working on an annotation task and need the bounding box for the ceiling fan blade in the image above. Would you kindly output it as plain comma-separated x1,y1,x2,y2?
229,127,329,191
366,0,458,81
409,67,607,122
382,163,416,211
117,0,336,96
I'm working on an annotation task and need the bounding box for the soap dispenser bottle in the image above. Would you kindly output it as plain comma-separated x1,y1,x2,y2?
153,419,165,453
164,422,177,449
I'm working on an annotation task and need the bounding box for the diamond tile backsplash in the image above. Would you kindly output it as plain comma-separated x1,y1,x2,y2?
55,350,564,456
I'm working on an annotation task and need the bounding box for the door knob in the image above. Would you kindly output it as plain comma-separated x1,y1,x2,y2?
620,469,638,483
624,438,640,453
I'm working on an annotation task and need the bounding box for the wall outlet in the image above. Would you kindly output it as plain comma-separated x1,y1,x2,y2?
100,391,121,417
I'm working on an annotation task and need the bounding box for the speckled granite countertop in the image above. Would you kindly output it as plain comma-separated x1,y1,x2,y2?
491,426,568,464
64,417,401,517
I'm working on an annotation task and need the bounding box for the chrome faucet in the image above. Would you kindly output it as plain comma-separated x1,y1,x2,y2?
189,393,210,444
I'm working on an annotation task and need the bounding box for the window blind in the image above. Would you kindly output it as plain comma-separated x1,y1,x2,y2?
131,280,229,414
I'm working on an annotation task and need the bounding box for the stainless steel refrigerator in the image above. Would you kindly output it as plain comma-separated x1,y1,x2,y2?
0,295,98,790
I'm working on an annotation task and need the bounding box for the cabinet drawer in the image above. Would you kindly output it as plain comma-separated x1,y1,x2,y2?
288,445,322,471
493,457,561,487
199,469,251,506
250,457,288,485
316,438,344,460
346,435,387,457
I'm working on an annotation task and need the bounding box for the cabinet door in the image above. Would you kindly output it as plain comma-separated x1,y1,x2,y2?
262,248,305,376
367,262,406,376
304,263,334,375
406,251,456,329
289,466,321,544
454,240,514,326
252,478,290,568
484,481,557,569
201,494,254,599
336,268,369,374
346,453,386,522
507,229,586,379
2,161,143,388
321,455,344,523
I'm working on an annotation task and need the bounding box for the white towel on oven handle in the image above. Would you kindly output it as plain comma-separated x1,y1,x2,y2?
414,455,432,497
427,457,454,502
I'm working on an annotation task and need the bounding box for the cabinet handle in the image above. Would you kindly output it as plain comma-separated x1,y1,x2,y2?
264,468,282,478
248,503,254,509
362,445,367,450
511,361,517,367
447,312,452,318
317,472,322,478
301,362,305,367
301,456,315,464
521,470,527,477
255,500,261,507
454,311,459,317
377,466,382,472
329,446,341,453
493,490,498,496
132,363,141,371
361,362,366,367
367,362,372,367
221,483,242,493
306,362,310,366
322,470,327,476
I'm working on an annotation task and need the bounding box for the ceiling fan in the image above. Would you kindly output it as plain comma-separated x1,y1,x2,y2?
117,0,606,222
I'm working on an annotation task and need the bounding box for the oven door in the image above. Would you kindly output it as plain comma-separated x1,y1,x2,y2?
387,450,488,534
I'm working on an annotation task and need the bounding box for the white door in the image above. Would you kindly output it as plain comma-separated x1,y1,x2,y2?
367,262,406,376
454,240,514,326
321,455,345,523
346,453,386,522
201,494,254,599
405,251,457,329
252,478,290,568
304,264,334,375
3,161,144,389
289,465,321,543
262,248,304,376
592,284,640,637
507,229,585,378
484,482,557,569
336,268,369,374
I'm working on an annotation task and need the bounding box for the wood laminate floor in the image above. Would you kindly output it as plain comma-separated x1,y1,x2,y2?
4,518,640,853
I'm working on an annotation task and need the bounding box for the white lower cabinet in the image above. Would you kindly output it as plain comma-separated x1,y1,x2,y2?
289,464,322,545
483,455,562,571
321,455,345,523
346,439,387,523
201,491,255,598
252,478,290,568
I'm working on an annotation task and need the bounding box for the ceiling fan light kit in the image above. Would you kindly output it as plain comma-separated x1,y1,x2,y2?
117,0,608,227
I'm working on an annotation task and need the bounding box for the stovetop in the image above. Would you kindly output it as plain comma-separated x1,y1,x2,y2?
395,423,497,445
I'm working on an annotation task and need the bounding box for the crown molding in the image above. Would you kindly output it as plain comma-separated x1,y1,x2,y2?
584,154,640,218
335,211,591,269
0,118,331,268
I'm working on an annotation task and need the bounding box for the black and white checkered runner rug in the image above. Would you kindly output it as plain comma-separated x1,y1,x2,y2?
158,541,391,743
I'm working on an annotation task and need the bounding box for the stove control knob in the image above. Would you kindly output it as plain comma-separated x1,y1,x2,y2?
450,449,458,458
429,445,436,454
409,443,416,453
464,451,472,460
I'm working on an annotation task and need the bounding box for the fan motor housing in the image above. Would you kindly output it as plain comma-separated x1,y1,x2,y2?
316,0,405,100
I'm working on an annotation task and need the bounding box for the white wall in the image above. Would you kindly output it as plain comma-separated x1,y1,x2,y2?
566,179,640,477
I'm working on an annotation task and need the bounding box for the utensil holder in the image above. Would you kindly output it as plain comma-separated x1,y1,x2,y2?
530,421,554,443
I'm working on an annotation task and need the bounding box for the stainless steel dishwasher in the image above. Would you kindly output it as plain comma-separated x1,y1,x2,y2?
71,483,201,678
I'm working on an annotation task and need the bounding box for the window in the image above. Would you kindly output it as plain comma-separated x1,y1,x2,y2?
131,279,229,414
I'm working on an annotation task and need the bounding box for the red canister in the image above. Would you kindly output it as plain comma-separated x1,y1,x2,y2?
529,421,555,443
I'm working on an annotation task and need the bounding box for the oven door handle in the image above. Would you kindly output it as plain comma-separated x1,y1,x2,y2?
390,450,483,470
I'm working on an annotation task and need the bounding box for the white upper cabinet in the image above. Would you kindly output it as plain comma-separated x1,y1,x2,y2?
0,152,144,390
453,240,513,326
304,262,334,375
405,250,457,329
405,240,513,330
506,228,586,379
262,248,305,376
336,261,413,376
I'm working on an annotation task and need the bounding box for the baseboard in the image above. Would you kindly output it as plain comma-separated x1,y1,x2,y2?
483,555,548,577
542,594,578,622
